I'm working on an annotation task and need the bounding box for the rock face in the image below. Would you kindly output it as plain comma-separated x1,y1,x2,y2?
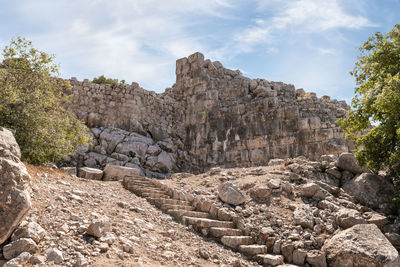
218,182,246,206
343,173,395,214
0,127,31,245
323,224,400,267
66,52,350,176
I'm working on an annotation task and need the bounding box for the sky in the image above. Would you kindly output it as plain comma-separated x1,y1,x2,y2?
0,0,399,104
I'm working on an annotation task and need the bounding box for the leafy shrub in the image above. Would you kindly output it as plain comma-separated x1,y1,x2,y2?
0,37,92,164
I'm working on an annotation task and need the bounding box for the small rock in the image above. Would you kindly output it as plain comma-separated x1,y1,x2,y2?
267,179,281,189
46,248,64,264
294,204,314,229
218,182,246,205
29,255,47,265
306,250,327,267
199,248,210,259
86,216,111,238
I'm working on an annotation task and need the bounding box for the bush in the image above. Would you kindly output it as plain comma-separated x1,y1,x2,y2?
0,37,92,164
92,75,119,84
337,24,400,176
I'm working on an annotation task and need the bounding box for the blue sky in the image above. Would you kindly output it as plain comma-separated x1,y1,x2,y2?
0,0,399,103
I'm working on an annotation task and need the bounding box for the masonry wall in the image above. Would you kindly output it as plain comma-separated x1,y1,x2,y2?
68,52,350,173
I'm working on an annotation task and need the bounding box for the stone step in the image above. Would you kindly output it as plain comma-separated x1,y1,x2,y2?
162,204,195,212
255,254,284,266
182,217,235,229
126,182,156,187
167,210,210,219
238,245,267,256
209,227,243,238
139,188,166,194
141,192,170,199
155,198,191,206
221,236,253,249
128,187,161,196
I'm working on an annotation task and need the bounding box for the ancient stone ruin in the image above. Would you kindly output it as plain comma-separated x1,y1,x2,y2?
1,53,400,267
67,52,350,177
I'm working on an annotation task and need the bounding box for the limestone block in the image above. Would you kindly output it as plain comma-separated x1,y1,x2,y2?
78,167,103,180
103,165,140,181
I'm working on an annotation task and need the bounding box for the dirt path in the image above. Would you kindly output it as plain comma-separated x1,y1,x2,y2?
25,165,260,267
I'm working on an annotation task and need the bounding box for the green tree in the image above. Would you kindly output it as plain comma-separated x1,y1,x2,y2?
92,75,118,84
337,24,400,175
0,37,91,164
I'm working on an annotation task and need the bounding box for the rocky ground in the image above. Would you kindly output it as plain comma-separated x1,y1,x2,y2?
0,164,259,267
1,123,400,266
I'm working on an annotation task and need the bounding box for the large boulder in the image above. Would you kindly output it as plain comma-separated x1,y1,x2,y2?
218,182,246,206
0,127,21,158
336,152,368,174
323,224,400,267
343,173,395,214
103,165,140,181
0,128,31,245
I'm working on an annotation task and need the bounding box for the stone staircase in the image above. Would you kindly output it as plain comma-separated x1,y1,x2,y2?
122,175,289,267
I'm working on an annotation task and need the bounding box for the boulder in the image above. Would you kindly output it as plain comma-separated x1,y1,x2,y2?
115,141,148,158
0,127,21,158
78,167,103,180
249,186,271,201
60,167,77,176
87,112,103,128
294,204,314,229
103,165,140,181
268,159,285,166
323,224,400,267
156,151,174,171
343,173,395,214
0,130,31,245
3,238,37,260
336,152,368,174
46,248,64,264
218,182,246,205
335,208,366,229
300,183,322,198
86,216,111,238
3,251,31,267
267,178,281,189
306,250,327,267
11,221,46,243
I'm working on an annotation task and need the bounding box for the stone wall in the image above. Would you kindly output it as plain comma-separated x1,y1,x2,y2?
174,53,349,170
67,52,350,175
68,78,184,140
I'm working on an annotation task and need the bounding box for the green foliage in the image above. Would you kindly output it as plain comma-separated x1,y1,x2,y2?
92,75,119,84
337,24,400,174
0,37,91,164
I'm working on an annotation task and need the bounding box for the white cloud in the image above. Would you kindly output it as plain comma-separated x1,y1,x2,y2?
234,0,375,50
7,0,233,91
